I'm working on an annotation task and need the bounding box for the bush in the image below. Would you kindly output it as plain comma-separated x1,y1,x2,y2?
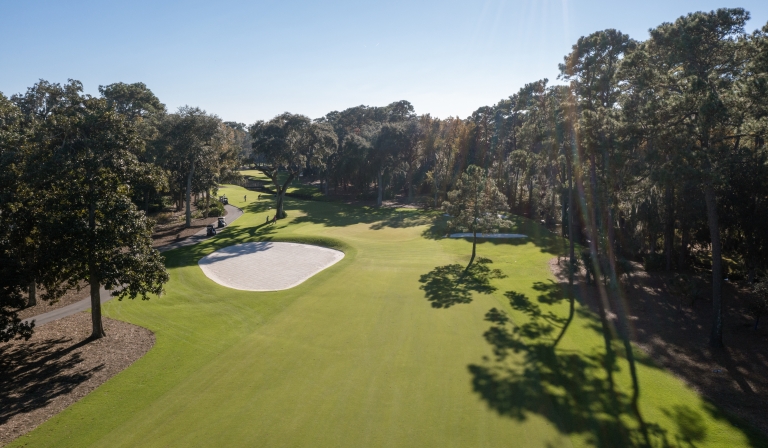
154,211,176,225
206,201,225,217
194,198,225,217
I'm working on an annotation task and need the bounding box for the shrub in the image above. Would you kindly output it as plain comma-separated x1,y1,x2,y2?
206,201,225,217
154,212,176,225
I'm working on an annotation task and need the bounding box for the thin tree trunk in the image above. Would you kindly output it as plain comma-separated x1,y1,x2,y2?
407,169,414,203
528,178,534,217
27,281,36,307
204,189,209,218
377,169,383,207
665,183,674,272
680,220,690,270
185,160,195,228
568,162,575,286
705,183,724,348
466,229,478,271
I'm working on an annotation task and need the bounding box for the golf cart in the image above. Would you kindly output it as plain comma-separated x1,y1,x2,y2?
219,195,228,205
217,217,226,228
206,224,216,236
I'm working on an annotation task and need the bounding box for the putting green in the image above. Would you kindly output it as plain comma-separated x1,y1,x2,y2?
9,185,765,447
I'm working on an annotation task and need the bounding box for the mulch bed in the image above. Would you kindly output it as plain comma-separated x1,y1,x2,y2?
549,258,768,436
0,313,154,446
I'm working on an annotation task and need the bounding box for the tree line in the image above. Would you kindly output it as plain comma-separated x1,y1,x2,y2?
0,80,242,341
249,8,768,348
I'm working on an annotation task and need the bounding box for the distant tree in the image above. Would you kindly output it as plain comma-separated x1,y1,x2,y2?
442,165,510,271
250,113,337,218
160,107,221,227
372,123,407,206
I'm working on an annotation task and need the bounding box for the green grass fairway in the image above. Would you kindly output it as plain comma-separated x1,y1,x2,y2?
10,185,766,447
239,169,321,197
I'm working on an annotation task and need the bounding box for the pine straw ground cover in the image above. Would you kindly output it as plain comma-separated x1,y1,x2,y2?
0,313,154,446
549,258,768,438
6,184,767,447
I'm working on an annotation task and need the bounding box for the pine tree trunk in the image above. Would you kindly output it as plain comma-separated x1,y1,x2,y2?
185,160,195,228
680,221,690,269
466,229,478,271
27,281,36,307
665,184,674,272
568,163,575,286
705,183,724,348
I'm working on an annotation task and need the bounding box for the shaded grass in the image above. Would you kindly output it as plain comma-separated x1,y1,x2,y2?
9,184,766,447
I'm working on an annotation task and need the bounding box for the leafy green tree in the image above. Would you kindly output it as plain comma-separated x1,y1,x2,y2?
9,80,84,308
36,89,168,339
99,82,169,211
250,113,337,218
159,107,221,227
0,92,36,341
443,165,510,270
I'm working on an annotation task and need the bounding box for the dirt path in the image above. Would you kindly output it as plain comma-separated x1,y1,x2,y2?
549,258,768,436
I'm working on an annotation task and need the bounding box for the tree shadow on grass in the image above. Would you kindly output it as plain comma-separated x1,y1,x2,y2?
465,282,768,447
290,198,440,231
418,258,506,308
468,286,673,447
0,337,102,426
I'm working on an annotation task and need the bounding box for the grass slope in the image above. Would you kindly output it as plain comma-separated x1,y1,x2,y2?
10,185,765,447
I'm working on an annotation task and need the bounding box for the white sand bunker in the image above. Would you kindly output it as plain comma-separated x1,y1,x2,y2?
198,242,344,291
449,233,527,239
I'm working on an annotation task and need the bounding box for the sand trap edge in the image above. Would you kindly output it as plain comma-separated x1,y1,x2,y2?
197,242,345,292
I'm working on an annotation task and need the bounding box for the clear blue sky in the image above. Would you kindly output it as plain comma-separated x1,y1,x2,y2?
2,1,766,123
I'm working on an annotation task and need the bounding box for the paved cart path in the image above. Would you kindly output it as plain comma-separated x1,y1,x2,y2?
24,204,243,327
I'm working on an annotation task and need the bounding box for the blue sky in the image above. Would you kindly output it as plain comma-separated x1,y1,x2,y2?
2,1,766,123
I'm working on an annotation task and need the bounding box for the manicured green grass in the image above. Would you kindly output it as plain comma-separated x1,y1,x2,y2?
240,169,323,198
10,184,765,447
